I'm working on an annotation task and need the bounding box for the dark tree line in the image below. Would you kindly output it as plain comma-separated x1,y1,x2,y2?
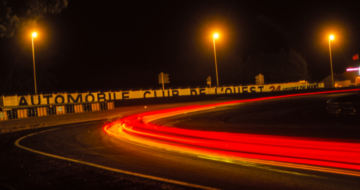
0,0,68,37
0,0,67,95
169,48,310,87
238,48,310,84
0,43,59,95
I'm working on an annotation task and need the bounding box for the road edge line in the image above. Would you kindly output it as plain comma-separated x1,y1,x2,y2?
14,128,218,190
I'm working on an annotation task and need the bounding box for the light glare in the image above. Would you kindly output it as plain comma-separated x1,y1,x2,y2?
346,68,359,72
213,33,219,39
105,88,360,176
329,35,334,40
32,32,37,38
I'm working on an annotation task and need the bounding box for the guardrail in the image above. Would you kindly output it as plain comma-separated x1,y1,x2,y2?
0,102,114,121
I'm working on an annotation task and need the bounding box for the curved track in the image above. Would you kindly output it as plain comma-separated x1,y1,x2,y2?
7,90,360,189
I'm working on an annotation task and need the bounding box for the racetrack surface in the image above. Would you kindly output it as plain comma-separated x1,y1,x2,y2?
1,91,360,190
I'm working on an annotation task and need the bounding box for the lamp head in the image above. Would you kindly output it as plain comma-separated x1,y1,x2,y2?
213,33,219,39
329,35,334,40
32,32,37,38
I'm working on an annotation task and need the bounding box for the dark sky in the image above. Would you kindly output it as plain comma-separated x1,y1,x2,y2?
1,1,360,94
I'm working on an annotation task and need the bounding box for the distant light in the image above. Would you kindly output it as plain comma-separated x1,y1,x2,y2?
32,32,37,38
353,54,359,61
346,68,360,72
347,67,360,75
329,35,334,40
213,33,219,39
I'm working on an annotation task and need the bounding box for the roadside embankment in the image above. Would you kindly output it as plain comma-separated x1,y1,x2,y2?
0,103,188,134
0,100,224,134
0,106,130,134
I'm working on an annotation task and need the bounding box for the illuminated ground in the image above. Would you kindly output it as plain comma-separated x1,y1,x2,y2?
1,91,360,189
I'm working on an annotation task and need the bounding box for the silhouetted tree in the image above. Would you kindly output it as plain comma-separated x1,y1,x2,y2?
241,48,310,84
169,48,310,87
0,0,66,95
0,0,68,37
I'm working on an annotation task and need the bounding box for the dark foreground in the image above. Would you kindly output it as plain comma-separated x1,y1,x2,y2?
1,92,360,190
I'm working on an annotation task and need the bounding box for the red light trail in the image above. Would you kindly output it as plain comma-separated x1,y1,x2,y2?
105,89,360,176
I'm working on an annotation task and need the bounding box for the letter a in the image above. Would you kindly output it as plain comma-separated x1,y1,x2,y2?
19,97,29,106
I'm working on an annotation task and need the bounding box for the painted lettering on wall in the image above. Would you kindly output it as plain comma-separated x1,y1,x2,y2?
12,83,324,107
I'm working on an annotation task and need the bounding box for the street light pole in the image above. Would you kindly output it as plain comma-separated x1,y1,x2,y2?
329,35,334,88
32,32,37,94
213,33,219,87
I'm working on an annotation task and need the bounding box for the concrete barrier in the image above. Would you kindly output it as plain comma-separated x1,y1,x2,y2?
56,105,65,115
74,104,84,113
91,103,100,111
37,107,47,117
17,109,28,119
0,83,324,109
0,111,8,121
107,102,114,110
0,82,330,122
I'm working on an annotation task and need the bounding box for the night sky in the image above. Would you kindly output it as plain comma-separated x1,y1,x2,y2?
1,1,360,94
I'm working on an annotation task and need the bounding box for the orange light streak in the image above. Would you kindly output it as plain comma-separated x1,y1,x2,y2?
104,89,360,176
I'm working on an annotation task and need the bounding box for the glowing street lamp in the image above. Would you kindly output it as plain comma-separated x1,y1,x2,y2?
31,32,38,94
329,35,335,88
213,33,220,87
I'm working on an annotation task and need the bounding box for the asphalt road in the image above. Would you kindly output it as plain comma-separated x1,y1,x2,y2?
1,92,360,190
